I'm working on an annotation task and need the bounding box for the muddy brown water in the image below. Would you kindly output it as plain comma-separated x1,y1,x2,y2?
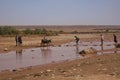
0,42,119,71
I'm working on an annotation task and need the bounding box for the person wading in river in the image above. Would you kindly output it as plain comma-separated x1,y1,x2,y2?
113,34,118,44
74,36,79,45
100,34,104,46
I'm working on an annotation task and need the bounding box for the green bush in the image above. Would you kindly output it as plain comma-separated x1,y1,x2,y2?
34,28,42,34
0,27,59,36
23,28,34,35
0,27,18,35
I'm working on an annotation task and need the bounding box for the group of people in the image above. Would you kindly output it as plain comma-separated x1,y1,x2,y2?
74,34,118,46
15,35,22,46
15,34,118,47
100,34,118,46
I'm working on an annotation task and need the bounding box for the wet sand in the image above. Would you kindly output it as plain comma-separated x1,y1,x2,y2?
0,33,120,80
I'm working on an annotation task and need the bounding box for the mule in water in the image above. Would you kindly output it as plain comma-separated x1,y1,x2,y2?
40,39,52,47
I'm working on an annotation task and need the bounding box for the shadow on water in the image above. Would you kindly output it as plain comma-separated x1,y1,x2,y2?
0,41,119,71
41,48,52,57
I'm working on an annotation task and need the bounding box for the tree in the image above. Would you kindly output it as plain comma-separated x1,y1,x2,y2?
0,27,18,35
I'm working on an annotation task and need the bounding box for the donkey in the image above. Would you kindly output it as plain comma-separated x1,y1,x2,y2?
40,39,52,47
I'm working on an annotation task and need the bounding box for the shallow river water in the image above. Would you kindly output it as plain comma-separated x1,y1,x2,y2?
0,41,119,71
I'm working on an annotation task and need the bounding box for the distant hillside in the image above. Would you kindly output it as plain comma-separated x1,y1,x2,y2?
0,25,120,32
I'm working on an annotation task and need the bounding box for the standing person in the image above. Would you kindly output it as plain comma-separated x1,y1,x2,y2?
100,34,104,46
18,36,22,45
113,34,118,44
74,36,79,45
15,35,19,46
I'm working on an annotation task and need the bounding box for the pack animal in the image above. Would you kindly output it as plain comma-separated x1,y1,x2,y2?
41,39,52,47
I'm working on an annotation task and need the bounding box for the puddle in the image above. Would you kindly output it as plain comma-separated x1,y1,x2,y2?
0,41,119,71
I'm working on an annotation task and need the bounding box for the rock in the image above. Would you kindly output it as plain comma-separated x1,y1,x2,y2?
12,69,17,72
73,68,77,71
46,69,52,72
33,73,41,77
4,48,8,51
79,47,97,54
109,72,116,76
40,71,43,74
58,45,61,47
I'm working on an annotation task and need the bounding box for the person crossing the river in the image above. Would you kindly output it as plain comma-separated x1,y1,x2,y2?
74,36,79,45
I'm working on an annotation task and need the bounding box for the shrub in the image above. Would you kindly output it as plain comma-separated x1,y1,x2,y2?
0,27,18,35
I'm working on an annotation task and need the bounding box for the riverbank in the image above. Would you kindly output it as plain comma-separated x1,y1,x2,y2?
0,49,120,80
0,34,98,54
0,33,120,80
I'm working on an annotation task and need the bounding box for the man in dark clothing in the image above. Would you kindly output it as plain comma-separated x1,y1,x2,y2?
113,34,118,43
18,36,22,45
74,36,79,45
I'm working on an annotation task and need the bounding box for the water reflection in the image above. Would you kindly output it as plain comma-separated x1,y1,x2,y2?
16,49,23,63
75,44,82,58
41,48,52,62
76,44,79,54
100,45,104,54
101,45,103,51
0,41,117,71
